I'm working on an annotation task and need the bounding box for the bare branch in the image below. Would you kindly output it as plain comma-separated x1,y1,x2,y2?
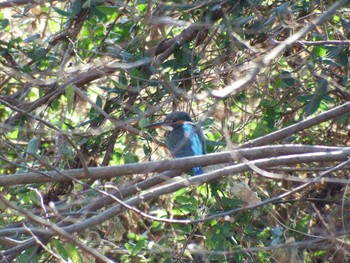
0,145,347,186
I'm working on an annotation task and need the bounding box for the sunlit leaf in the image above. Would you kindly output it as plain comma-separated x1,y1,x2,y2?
65,84,75,113
0,19,9,30
51,239,68,258
132,239,146,255
95,5,120,15
66,243,83,263
312,46,328,59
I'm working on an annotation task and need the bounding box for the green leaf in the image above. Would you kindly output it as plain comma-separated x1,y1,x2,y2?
27,47,47,61
232,16,254,26
312,46,328,60
322,58,342,67
204,139,225,147
125,243,133,253
137,3,148,13
246,122,271,139
337,113,349,125
275,2,290,16
59,145,75,161
71,0,82,16
173,43,192,67
27,137,39,154
0,19,9,31
82,0,91,9
124,152,138,163
180,204,196,213
51,239,68,258
280,71,295,88
175,196,191,204
150,221,163,231
95,6,120,15
66,243,83,263
317,78,328,94
65,84,75,113
160,3,197,11
127,232,137,239
132,239,146,255
96,95,102,108
17,248,39,263
305,95,321,117
221,197,246,208
139,117,150,129
23,34,41,43
52,6,74,18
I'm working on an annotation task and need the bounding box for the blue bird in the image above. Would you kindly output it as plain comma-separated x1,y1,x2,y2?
145,111,206,175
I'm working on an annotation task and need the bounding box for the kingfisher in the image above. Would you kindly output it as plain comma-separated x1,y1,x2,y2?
144,111,206,175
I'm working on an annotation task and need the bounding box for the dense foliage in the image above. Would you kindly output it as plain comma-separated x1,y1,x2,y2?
0,0,350,262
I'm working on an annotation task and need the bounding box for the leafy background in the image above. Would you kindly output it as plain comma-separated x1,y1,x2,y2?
0,0,350,262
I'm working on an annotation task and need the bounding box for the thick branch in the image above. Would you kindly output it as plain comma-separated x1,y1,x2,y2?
1,149,349,238
0,0,34,8
0,145,346,186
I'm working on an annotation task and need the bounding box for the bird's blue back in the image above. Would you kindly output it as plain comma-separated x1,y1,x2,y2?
165,122,206,175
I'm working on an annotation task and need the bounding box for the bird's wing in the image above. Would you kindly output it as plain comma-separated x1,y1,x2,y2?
195,124,206,154
185,122,206,155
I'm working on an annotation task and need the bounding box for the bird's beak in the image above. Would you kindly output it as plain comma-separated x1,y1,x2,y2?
144,121,173,131
144,121,166,129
